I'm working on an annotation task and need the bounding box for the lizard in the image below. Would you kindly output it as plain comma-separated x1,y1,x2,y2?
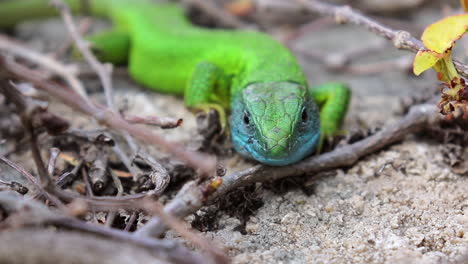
0,0,351,166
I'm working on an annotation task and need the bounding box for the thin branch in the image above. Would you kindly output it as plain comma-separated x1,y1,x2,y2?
51,0,134,180
112,144,142,180
51,0,182,184
135,181,205,237
0,81,66,208
0,155,65,208
134,153,171,194
0,180,28,195
105,169,124,227
0,192,208,264
81,168,98,223
124,212,138,232
2,154,148,209
0,35,87,97
295,0,468,78
51,17,93,59
47,147,61,177
0,54,217,176
297,0,423,51
144,201,229,264
51,0,114,109
56,159,83,187
0,80,149,209
125,114,183,129
1,77,227,262
0,229,171,264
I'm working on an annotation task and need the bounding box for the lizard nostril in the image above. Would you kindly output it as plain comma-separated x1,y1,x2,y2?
301,108,308,123
243,111,251,125
243,115,250,124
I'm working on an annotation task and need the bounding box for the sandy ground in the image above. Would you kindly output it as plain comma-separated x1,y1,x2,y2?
1,2,467,264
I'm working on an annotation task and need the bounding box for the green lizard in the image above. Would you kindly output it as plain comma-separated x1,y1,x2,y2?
0,0,351,166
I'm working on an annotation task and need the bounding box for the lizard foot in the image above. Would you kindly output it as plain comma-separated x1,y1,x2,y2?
193,104,228,134
316,129,348,154
194,105,231,155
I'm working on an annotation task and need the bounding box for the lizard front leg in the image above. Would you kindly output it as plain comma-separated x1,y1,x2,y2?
310,82,351,151
185,61,231,131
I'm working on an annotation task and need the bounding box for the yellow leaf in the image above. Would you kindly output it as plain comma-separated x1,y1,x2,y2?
413,50,442,75
421,14,468,53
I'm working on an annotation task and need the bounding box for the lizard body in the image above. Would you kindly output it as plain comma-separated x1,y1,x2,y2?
0,0,351,166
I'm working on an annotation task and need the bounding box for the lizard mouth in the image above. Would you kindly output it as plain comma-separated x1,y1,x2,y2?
237,133,320,166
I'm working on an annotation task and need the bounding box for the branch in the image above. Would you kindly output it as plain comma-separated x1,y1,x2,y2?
135,181,205,236
47,147,61,177
125,114,183,129
0,81,67,208
0,54,217,176
0,35,87,97
51,0,189,186
0,81,227,262
137,102,442,237
0,180,28,195
51,0,114,108
0,155,143,210
50,0,148,182
143,200,229,264
295,0,468,78
0,192,208,264
0,229,172,264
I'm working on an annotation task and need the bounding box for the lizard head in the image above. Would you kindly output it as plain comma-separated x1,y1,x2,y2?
231,82,320,166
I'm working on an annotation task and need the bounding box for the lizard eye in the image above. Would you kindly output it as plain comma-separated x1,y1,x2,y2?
243,112,251,125
301,108,308,123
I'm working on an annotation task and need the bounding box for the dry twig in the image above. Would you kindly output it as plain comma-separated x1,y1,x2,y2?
0,81,148,208
52,17,93,59
50,0,145,181
105,169,124,227
0,79,227,263
143,197,229,264
0,192,208,264
0,53,216,176
0,229,171,264
47,147,61,177
0,179,28,195
0,81,67,208
0,35,86,97
125,114,183,129
51,0,114,108
294,0,468,77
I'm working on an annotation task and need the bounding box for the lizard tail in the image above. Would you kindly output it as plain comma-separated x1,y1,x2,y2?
0,0,111,28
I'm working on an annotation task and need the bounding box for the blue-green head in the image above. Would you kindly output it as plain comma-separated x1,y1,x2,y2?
231,82,320,166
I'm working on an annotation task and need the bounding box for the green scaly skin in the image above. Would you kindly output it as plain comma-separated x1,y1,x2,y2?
0,0,351,166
